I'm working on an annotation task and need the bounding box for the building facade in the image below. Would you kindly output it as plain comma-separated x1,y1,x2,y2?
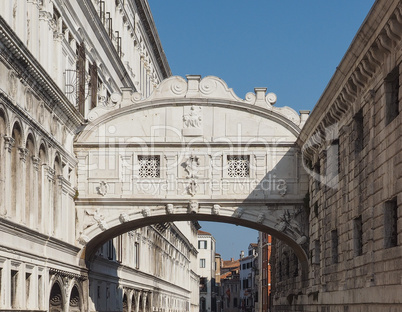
220,258,240,312
239,245,258,312
258,233,272,312
0,0,200,311
197,230,217,312
272,0,402,311
2,0,401,311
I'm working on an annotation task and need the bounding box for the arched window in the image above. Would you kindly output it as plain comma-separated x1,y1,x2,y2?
131,293,137,312
49,282,63,312
25,133,35,227
69,285,82,312
11,122,22,219
145,293,151,312
122,293,128,312
200,297,206,312
0,109,7,216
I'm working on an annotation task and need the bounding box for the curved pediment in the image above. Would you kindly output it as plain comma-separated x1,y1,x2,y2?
80,75,308,143
79,102,300,144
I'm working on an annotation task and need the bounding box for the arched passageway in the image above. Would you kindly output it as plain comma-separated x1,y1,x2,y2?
75,76,310,276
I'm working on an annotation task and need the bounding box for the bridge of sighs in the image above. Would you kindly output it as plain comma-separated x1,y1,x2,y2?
74,75,310,273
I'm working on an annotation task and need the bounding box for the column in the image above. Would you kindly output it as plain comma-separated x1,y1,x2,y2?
45,165,55,236
141,292,147,312
17,147,29,224
53,31,64,88
32,157,40,230
39,10,50,73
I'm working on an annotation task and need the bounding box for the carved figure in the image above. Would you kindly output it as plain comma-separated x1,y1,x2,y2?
188,200,198,214
85,208,108,231
166,204,174,214
119,213,130,223
142,207,151,217
212,204,220,215
187,179,198,196
97,181,108,196
234,208,244,218
184,155,200,179
183,105,202,128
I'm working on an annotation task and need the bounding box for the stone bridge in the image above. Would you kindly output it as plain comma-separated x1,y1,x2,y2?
74,75,310,273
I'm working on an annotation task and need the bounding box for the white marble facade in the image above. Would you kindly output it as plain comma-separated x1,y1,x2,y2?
0,0,198,311
0,0,322,311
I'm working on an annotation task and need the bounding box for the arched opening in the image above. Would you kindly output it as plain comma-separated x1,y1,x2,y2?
25,133,35,227
0,109,7,216
53,155,62,237
10,121,22,220
69,285,82,312
131,293,137,312
49,282,63,312
83,213,309,277
145,293,151,312
200,297,206,312
122,293,128,312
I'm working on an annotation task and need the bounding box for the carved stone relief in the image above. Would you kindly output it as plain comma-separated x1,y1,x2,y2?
97,181,108,196
182,105,202,136
188,200,198,214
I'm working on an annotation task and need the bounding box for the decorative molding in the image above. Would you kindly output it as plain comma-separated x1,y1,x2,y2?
32,156,40,171
18,147,29,162
4,136,15,153
88,75,302,128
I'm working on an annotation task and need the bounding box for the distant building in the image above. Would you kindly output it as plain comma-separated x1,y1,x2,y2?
240,244,258,312
215,253,222,312
198,230,217,312
220,258,241,312
258,233,272,312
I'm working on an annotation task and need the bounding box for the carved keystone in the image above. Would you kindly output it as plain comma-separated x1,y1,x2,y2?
188,200,198,214
166,204,174,214
212,205,220,215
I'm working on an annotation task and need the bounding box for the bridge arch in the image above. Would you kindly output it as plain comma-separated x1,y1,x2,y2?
74,75,310,276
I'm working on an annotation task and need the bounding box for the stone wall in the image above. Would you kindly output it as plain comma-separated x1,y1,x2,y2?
272,0,402,311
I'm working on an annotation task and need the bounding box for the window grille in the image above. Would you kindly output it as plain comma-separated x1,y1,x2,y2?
227,155,250,177
138,155,160,178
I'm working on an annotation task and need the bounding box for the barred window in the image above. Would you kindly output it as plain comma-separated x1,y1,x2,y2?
227,155,250,177
138,155,160,178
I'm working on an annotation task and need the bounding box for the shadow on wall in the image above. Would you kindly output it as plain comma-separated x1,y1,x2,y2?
241,148,310,282
88,241,123,311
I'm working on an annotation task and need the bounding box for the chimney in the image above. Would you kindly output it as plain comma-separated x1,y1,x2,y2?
240,251,244,259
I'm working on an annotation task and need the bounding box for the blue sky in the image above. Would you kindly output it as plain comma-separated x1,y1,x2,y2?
148,1,375,260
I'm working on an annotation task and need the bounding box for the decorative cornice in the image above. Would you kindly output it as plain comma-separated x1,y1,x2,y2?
74,0,136,90
0,16,84,130
134,0,171,79
86,75,305,137
298,0,402,157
